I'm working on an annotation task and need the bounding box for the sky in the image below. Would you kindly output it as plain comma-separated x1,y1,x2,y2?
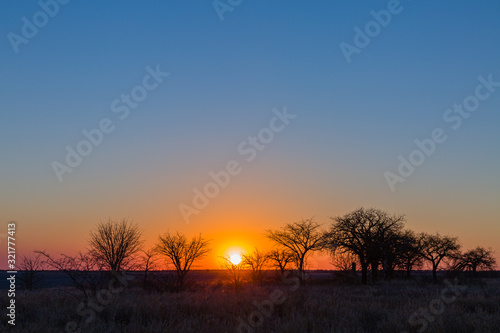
1,0,499,270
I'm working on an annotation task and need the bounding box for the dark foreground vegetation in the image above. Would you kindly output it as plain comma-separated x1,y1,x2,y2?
1,271,500,333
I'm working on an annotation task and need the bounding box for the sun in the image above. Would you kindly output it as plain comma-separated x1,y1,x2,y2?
223,245,246,266
229,252,242,265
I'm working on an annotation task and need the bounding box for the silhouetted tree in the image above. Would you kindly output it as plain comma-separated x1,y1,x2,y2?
156,232,210,291
395,230,423,279
88,218,144,272
241,248,269,283
36,250,106,300
381,228,423,280
139,247,159,287
267,249,294,277
219,254,246,290
17,253,44,290
328,207,405,284
419,233,461,282
332,252,359,272
380,228,403,280
454,246,496,274
266,218,327,282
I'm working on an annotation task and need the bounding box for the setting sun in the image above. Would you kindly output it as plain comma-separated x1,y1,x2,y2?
229,253,242,265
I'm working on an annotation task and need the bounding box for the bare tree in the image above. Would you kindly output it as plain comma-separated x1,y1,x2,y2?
241,248,269,283
454,246,496,274
266,218,327,282
88,218,144,272
331,252,359,272
381,228,418,280
328,207,405,284
419,233,461,282
36,250,106,300
139,247,159,287
17,253,44,290
156,232,210,291
396,230,423,279
219,254,246,290
267,249,294,276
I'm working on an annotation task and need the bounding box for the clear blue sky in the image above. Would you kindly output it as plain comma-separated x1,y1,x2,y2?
1,0,499,266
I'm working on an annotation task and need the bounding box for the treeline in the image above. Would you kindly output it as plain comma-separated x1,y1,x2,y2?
16,207,496,294
327,208,496,284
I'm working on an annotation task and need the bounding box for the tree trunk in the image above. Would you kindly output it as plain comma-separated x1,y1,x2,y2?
371,262,379,281
298,255,306,285
432,265,437,282
361,263,368,285
382,258,388,280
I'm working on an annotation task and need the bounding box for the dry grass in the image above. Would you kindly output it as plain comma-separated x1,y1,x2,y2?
1,274,499,333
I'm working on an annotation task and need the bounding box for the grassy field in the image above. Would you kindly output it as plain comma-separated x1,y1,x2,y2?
1,271,499,333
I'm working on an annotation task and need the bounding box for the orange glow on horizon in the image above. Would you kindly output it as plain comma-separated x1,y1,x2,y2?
223,245,247,266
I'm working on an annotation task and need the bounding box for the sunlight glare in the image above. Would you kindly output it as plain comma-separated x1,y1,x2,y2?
229,253,242,265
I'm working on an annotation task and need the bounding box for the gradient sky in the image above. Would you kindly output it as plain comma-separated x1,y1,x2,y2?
1,0,499,269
